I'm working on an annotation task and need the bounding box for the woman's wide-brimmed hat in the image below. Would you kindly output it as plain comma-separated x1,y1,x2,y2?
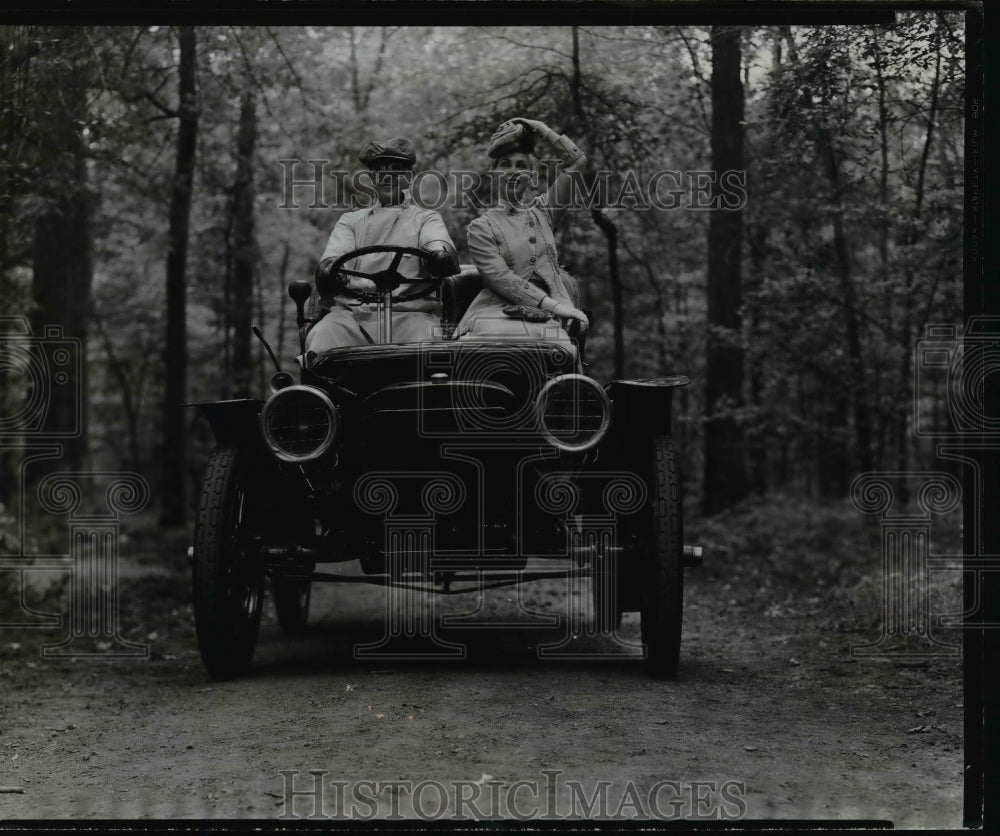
487,120,536,159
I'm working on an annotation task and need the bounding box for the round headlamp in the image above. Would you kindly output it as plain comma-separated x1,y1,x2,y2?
535,374,610,453
260,385,338,462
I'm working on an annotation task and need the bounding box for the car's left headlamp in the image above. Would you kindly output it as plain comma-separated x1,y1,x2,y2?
260,385,338,462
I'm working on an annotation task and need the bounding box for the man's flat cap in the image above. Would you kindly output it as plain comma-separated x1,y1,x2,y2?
359,137,416,167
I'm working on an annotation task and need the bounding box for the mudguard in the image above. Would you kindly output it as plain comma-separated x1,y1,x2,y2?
189,399,264,447
607,376,690,439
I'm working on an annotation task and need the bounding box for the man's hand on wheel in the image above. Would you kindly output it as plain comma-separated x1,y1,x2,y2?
424,248,459,278
345,276,377,293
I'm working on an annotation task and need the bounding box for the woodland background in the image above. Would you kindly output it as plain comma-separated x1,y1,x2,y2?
0,19,966,528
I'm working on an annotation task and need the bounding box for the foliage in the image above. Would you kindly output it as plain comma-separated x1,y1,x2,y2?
0,18,966,520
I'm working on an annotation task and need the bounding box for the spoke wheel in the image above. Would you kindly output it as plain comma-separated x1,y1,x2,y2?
192,446,265,679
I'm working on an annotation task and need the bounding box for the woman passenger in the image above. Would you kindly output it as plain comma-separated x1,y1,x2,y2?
457,118,590,341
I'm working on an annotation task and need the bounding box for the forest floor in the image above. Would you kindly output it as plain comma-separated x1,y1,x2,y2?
0,497,965,826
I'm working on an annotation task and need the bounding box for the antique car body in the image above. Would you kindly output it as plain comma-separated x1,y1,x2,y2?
190,246,698,679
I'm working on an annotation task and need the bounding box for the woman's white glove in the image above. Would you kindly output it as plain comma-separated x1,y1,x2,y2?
550,299,589,333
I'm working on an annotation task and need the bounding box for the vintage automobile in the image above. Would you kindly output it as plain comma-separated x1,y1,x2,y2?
190,245,699,680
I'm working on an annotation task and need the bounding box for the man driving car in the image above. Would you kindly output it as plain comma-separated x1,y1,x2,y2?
306,137,459,352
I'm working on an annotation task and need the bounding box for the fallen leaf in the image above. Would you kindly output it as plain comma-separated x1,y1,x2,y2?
744,745,758,752
789,658,800,666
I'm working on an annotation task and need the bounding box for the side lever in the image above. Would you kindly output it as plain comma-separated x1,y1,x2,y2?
288,280,313,365
251,325,281,374
565,309,590,365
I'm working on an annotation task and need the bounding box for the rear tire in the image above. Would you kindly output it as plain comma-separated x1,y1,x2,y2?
192,446,265,679
637,435,684,677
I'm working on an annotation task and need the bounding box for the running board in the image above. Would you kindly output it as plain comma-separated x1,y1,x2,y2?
187,543,705,567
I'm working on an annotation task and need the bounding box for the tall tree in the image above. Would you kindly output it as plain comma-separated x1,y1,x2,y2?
568,26,629,378
231,88,257,398
703,25,748,514
161,25,199,526
30,27,94,472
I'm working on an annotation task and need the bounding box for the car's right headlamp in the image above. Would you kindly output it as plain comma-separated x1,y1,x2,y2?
260,385,338,462
535,374,610,453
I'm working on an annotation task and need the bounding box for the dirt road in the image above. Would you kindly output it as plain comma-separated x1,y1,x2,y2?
0,528,963,827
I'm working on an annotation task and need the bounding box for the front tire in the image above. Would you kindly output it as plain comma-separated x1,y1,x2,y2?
192,446,265,679
636,435,684,677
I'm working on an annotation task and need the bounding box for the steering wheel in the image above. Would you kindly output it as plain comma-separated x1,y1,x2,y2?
325,245,444,304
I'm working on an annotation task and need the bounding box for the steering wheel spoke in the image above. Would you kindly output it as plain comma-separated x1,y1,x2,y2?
330,245,444,303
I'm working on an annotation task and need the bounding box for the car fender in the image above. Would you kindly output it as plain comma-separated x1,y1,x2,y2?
189,399,264,447
607,376,690,440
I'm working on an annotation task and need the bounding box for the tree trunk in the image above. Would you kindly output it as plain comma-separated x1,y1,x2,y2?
568,26,625,379
817,396,850,497
781,25,871,489
895,20,941,506
703,25,748,515
231,89,257,399
93,313,141,472
817,129,872,479
745,224,768,494
161,25,199,526
30,27,92,473
872,28,890,471
591,209,624,379
275,240,291,365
